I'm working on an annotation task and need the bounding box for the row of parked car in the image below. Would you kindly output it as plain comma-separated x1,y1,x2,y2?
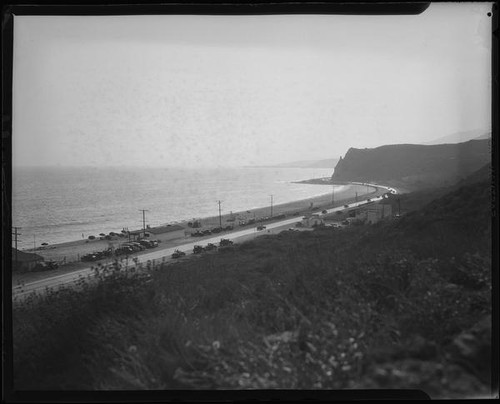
172,239,234,259
193,243,218,254
33,260,59,271
190,225,234,237
115,240,159,256
81,248,114,262
82,240,159,261
238,214,287,227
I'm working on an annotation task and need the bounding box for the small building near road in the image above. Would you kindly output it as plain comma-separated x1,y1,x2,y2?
129,224,186,241
302,213,324,228
355,203,393,224
12,248,44,272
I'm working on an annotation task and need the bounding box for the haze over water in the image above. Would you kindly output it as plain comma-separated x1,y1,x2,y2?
12,166,343,250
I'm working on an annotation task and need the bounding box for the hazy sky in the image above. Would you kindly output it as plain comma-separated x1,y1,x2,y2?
13,3,492,168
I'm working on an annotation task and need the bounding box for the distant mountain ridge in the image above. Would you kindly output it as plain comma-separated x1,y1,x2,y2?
332,139,490,190
423,129,491,145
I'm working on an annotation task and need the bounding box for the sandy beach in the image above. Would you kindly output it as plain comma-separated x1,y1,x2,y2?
13,181,381,284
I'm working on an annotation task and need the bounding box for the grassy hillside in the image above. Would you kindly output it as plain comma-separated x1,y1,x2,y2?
332,139,490,189
11,177,493,398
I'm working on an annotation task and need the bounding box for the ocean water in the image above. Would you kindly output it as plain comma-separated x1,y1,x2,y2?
12,166,340,250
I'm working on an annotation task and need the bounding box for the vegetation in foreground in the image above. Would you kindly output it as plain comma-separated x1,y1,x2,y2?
11,177,493,398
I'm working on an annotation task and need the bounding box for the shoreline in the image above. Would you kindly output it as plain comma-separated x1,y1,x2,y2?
14,181,382,283
22,178,341,253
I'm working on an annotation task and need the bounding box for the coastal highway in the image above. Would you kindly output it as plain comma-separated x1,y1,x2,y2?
12,183,396,301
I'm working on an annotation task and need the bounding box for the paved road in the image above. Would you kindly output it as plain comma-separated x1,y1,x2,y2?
12,182,396,301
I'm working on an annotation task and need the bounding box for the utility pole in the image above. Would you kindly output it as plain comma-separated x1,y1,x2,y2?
139,209,149,238
12,227,21,270
218,201,222,229
355,191,358,202
33,234,36,251
331,184,335,206
270,195,273,218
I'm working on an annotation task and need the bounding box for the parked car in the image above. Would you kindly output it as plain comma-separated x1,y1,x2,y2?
139,239,158,248
81,253,98,262
219,238,233,247
257,225,266,231
34,261,59,271
172,250,186,258
123,243,143,252
322,210,328,214
122,244,141,252
193,245,205,254
205,243,217,251
115,246,134,256
344,204,349,208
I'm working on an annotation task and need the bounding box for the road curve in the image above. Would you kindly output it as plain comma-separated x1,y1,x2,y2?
13,182,396,301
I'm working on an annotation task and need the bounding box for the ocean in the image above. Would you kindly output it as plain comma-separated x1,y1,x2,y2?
12,166,341,250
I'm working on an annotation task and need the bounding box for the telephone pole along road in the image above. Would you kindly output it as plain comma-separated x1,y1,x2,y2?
12,183,397,301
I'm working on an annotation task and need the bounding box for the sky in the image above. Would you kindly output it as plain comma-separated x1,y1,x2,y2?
12,2,493,168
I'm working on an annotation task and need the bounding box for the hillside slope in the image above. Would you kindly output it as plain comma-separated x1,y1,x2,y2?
13,173,492,397
332,139,490,190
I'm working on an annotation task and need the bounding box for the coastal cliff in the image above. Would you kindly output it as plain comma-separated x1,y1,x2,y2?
332,139,490,189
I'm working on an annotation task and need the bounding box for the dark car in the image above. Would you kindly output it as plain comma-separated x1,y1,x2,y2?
193,245,205,254
219,238,233,247
172,250,186,258
257,225,266,231
322,210,328,214
34,261,59,271
115,246,134,256
82,253,99,262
